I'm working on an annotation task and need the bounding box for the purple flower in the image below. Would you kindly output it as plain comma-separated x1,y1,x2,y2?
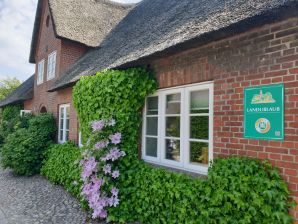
111,196,119,207
109,133,121,145
108,119,116,126
111,187,119,197
103,164,112,174
81,157,97,181
91,176,105,189
92,207,107,219
112,170,120,179
94,140,109,150
82,183,92,197
91,120,105,132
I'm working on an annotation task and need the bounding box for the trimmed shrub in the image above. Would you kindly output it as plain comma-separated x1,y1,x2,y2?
0,104,28,146
41,142,82,198
108,157,293,224
0,114,56,175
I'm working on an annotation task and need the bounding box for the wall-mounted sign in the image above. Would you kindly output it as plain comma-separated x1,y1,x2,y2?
244,84,284,141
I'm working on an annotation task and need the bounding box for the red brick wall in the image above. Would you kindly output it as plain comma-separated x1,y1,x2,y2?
29,0,87,143
151,17,298,221
24,100,33,111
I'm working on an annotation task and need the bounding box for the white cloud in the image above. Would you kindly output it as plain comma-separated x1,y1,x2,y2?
0,0,141,82
0,0,37,81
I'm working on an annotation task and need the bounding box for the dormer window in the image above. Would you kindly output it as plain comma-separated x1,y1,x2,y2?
37,59,44,85
47,51,57,80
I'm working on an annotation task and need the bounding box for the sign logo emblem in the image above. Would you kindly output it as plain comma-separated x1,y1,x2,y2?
251,90,276,104
255,118,271,134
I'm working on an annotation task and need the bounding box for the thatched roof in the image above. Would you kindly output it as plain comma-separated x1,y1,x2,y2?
29,0,133,63
50,0,298,91
0,75,34,108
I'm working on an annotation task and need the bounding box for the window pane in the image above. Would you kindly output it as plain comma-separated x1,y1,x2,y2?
145,137,157,157
166,93,180,114
190,142,209,165
60,107,64,119
66,106,70,118
190,116,209,139
190,90,209,113
146,117,158,136
165,139,180,161
147,96,158,115
66,118,70,130
59,130,63,141
60,119,64,130
65,130,69,141
166,117,180,137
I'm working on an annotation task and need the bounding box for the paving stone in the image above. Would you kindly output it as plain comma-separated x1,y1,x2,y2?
0,166,90,224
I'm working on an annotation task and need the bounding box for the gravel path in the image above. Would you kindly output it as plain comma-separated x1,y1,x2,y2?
0,166,90,224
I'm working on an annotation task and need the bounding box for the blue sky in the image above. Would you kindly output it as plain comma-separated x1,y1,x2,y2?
0,0,141,82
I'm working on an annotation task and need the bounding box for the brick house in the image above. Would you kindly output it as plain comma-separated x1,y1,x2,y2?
0,0,298,221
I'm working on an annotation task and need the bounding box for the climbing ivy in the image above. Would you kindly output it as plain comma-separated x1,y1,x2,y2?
73,68,294,223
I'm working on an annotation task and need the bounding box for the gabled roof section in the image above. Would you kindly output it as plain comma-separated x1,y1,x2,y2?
29,0,134,63
49,0,298,91
0,75,34,108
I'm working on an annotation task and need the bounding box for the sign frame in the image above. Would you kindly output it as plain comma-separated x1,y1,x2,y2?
243,83,284,141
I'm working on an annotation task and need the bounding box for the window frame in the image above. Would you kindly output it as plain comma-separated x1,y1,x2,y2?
37,59,44,85
142,82,213,174
20,110,32,116
47,51,57,81
78,131,83,148
58,104,70,144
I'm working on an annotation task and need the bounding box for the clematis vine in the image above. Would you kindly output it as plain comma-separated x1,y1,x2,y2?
80,118,126,220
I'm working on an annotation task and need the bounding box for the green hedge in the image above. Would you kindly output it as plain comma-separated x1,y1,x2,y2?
0,104,26,146
108,157,293,224
0,114,56,175
73,68,157,159
73,68,293,223
41,142,82,198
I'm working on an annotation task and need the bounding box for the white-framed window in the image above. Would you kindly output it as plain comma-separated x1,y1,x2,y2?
78,131,83,148
20,110,32,116
58,104,70,143
142,82,213,174
47,51,56,80
37,59,44,85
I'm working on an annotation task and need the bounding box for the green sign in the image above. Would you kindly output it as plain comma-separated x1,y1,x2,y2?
244,84,284,141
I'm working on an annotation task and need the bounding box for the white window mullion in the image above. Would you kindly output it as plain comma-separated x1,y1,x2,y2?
63,107,67,142
208,84,214,164
183,88,189,168
59,104,70,144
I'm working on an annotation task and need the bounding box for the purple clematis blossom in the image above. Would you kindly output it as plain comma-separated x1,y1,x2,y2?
111,187,119,197
103,164,112,174
91,120,105,132
94,140,109,150
81,157,97,181
107,119,116,126
112,170,120,179
109,133,121,144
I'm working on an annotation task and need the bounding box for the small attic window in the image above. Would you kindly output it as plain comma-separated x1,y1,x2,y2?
46,15,50,27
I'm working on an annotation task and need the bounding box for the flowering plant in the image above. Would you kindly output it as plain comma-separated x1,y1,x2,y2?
80,119,125,219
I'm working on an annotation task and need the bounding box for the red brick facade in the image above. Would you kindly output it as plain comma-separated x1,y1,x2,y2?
24,0,88,143
151,17,298,221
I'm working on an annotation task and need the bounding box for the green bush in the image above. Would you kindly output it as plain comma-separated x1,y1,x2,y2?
41,142,82,198
108,157,293,224
0,114,56,175
73,69,293,223
0,104,27,146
